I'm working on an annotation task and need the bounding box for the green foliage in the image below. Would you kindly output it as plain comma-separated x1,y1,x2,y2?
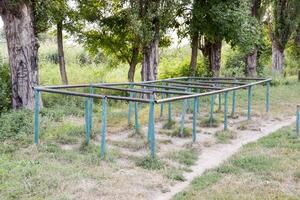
136,156,165,170
168,149,198,166
0,62,11,114
215,130,237,144
0,109,33,142
223,49,246,77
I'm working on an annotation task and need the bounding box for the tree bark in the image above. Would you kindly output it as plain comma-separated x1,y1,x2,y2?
57,21,68,85
190,33,199,77
202,39,222,77
246,49,258,77
141,26,159,82
245,0,261,77
0,2,41,110
272,41,284,74
128,46,139,82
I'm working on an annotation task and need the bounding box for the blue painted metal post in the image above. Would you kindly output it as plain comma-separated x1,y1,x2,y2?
296,105,300,136
148,94,156,158
134,93,139,133
89,85,94,133
224,91,228,130
231,89,236,117
168,93,172,122
247,86,252,120
160,82,165,118
209,95,215,127
197,89,200,113
100,97,107,159
192,97,198,142
34,89,40,144
85,97,91,144
187,88,191,113
180,99,187,137
128,84,134,126
266,81,270,113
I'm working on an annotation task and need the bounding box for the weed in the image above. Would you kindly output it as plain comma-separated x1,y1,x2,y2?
168,149,198,166
163,120,176,129
215,130,237,143
200,117,221,128
163,167,186,181
136,156,165,170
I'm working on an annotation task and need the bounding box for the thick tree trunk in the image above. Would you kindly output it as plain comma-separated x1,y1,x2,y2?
272,41,284,74
190,33,199,77
1,2,41,110
246,49,258,77
141,29,159,82
57,21,68,85
202,39,222,77
128,47,139,82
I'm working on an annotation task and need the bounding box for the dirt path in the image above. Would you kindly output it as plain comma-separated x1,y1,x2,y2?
155,116,295,200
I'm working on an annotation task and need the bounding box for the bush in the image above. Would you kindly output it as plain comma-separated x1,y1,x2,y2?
0,62,11,114
223,50,246,77
45,52,59,64
0,109,33,142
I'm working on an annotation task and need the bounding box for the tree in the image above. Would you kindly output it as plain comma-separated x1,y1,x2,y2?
268,0,300,74
0,0,40,110
36,0,70,85
190,0,259,77
137,0,179,81
78,1,142,82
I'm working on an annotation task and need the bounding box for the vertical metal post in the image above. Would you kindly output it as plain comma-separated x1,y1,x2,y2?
180,99,187,137
128,84,134,126
100,97,107,159
168,93,172,122
231,89,236,117
34,89,40,144
89,85,94,133
266,81,270,113
85,97,91,144
148,94,156,158
134,93,139,133
296,105,300,136
209,95,215,127
192,97,198,142
197,89,200,113
224,91,228,130
187,88,191,112
160,82,165,118
247,86,252,120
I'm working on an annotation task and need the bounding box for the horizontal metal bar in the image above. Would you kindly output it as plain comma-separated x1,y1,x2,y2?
190,77,267,81
35,88,151,103
165,80,216,87
134,83,187,91
193,80,247,85
169,83,224,90
156,78,271,104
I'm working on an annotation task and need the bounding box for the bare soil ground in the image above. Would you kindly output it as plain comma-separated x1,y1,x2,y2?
58,112,295,200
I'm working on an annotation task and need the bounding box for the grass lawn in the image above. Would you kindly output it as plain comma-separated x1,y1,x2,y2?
173,126,300,200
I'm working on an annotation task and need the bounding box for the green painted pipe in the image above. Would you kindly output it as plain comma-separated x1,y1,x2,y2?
180,99,187,137
128,84,134,126
100,97,107,159
192,97,198,142
85,97,91,144
34,89,40,144
218,93,221,111
168,93,172,122
134,93,139,133
231,90,236,116
148,95,156,158
224,91,228,130
160,82,165,117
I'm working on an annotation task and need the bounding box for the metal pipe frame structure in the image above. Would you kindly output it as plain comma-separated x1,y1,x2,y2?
33,76,272,159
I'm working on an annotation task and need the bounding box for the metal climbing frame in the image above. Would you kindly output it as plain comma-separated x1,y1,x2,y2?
33,77,272,159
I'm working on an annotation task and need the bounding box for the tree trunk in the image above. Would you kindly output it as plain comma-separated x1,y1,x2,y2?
246,49,258,77
190,33,199,77
1,2,41,110
128,46,139,82
141,27,159,82
202,39,222,77
57,21,68,85
272,41,284,74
